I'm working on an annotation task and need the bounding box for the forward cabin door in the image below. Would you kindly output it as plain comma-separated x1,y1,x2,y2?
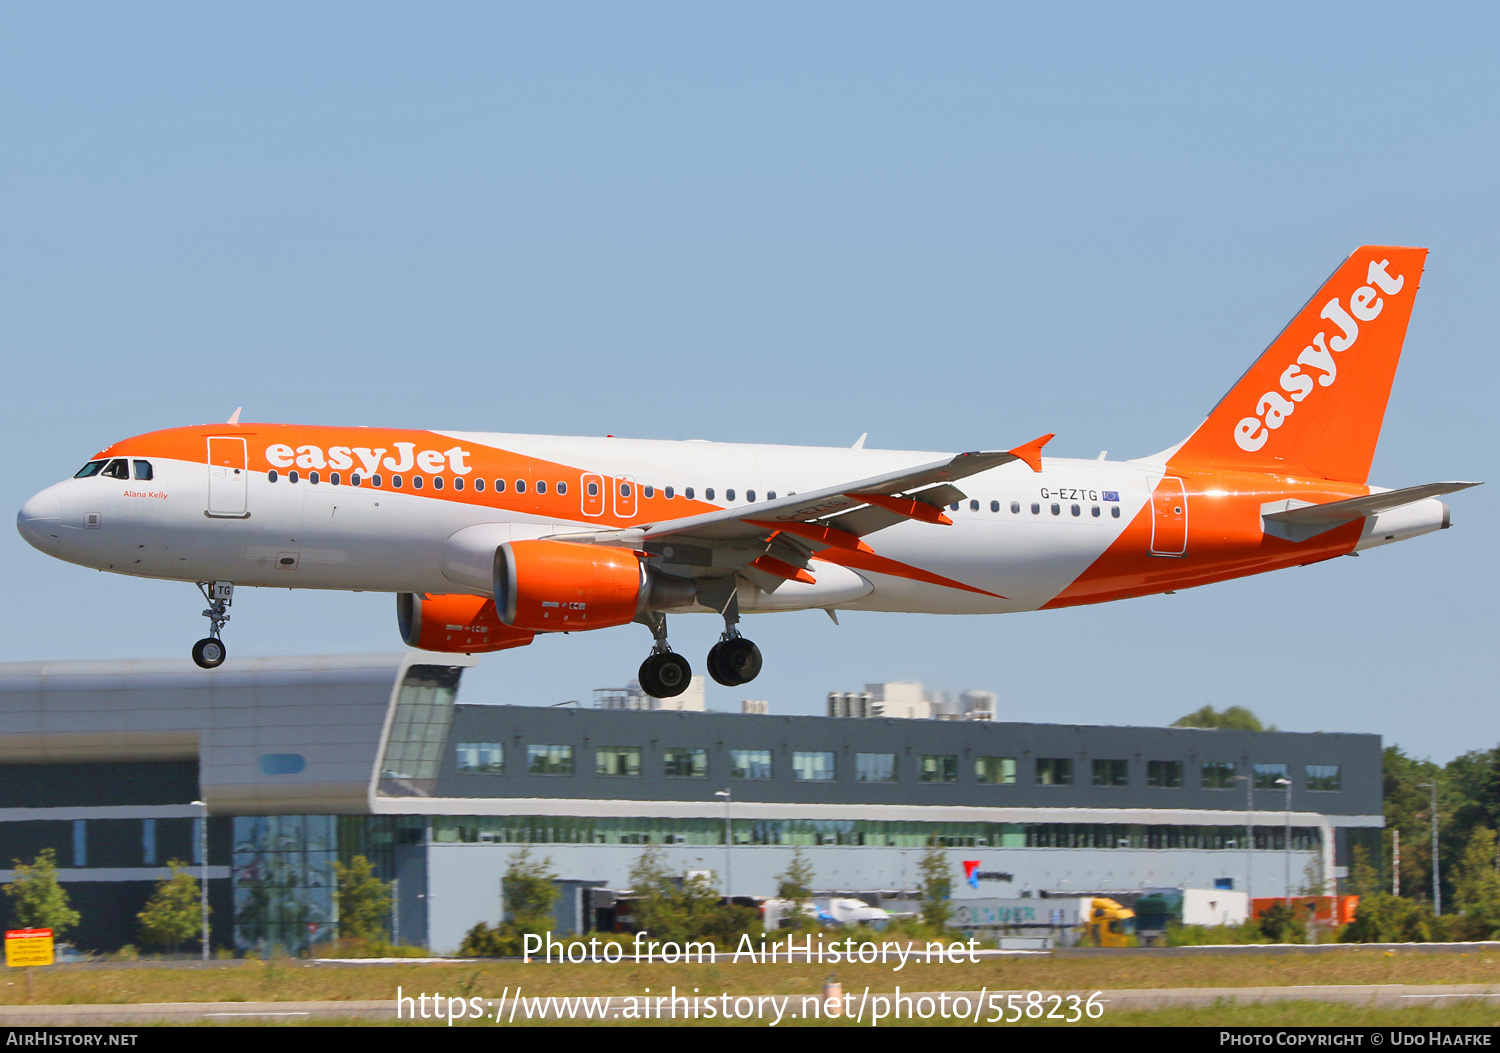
206,436,249,518
1149,476,1187,556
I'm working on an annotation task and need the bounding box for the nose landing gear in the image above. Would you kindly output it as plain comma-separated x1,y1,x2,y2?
192,582,232,669
637,612,692,699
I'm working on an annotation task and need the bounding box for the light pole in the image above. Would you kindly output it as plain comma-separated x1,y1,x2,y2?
192,800,209,961
1231,774,1252,899
1417,782,1440,916
714,790,732,900
1275,777,1291,907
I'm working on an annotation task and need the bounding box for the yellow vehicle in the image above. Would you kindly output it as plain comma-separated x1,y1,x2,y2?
1085,898,1135,948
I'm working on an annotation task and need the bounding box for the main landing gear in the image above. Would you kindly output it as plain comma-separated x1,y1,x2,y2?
638,612,692,699
192,582,232,670
636,593,763,700
704,588,761,688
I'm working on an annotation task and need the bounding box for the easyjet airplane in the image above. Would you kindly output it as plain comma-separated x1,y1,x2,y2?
16,246,1477,697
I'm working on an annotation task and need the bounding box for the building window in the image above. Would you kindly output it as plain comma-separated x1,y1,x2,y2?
596,746,642,778
1036,758,1073,786
855,753,896,783
918,755,958,783
664,748,708,779
976,757,1017,785
1202,761,1237,789
456,742,504,774
1305,765,1341,791
1147,760,1183,788
527,745,575,776
792,751,835,781
142,818,157,866
1254,762,1290,790
1092,759,1128,787
73,819,86,867
730,750,772,780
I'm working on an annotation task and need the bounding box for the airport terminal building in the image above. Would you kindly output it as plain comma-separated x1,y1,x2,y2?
0,655,1382,954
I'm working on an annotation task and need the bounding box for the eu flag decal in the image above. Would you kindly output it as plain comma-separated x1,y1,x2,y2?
1102,491,1119,502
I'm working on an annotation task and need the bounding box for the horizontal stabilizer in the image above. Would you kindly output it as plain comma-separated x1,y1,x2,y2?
1262,481,1480,541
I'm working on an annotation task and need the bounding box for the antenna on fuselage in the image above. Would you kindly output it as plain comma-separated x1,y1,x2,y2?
227,407,242,425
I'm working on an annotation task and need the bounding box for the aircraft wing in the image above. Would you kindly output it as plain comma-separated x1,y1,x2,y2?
548,434,1053,550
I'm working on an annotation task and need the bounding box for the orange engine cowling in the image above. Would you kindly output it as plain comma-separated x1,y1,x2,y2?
494,540,694,632
397,593,537,653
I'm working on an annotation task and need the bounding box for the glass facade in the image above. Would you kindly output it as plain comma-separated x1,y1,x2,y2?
231,815,337,954
379,665,463,797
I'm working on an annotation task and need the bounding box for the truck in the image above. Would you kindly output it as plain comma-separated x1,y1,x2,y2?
949,897,1135,948
1133,887,1250,945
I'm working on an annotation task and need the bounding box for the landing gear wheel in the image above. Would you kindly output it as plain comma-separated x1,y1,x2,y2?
707,637,761,687
192,637,226,669
639,651,692,699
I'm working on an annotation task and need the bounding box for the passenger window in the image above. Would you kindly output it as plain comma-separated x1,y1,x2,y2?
453,477,463,491
515,480,526,493
372,474,382,487
1011,501,1020,514
1051,503,1060,515
289,470,300,483
990,500,999,512
351,473,361,486
746,490,756,502
665,486,675,499
949,503,959,511
620,482,631,497
1112,505,1121,518
104,459,130,480
970,500,979,512
330,472,340,486
726,489,735,502
586,481,598,497
705,488,715,501
310,471,320,485
1031,502,1040,514
133,460,153,481
411,475,423,489
432,476,443,490
1091,505,1100,517
556,481,566,495
767,491,776,500
643,485,654,498
495,479,505,492
391,476,402,488
1071,503,1080,516
268,470,279,482
535,480,546,494
73,460,106,478
473,478,483,492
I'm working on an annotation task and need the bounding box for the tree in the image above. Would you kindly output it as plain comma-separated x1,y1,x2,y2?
137,860,204,953
1256,901,1306,943
4,849,80,935
775,847,815,928
916,838,952,930
1450,827,1500,940
502,847,558,933
1171,705,1273,732
627,845,756,944
332,855,392,942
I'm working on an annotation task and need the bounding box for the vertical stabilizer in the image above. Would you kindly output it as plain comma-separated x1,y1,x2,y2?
1170,246,1427,483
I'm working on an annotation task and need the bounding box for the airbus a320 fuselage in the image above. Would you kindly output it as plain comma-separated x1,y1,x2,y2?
16,246,1476,696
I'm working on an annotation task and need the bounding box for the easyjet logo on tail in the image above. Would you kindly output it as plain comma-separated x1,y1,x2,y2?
263,441,473,475
1233,259,1406,453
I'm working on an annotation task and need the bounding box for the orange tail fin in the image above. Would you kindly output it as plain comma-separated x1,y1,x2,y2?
1169,246,1428,483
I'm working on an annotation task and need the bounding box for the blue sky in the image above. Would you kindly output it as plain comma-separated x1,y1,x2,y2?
2,3,1494,761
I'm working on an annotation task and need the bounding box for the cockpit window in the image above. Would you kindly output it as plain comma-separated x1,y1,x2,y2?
102,459,130,480
74,460,106,478
133,460,153,481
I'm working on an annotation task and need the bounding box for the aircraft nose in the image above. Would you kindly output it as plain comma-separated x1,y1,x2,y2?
17,489,63,555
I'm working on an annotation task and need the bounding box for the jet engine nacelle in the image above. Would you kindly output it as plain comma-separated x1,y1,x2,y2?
396,592,537,653
494,539,695,632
